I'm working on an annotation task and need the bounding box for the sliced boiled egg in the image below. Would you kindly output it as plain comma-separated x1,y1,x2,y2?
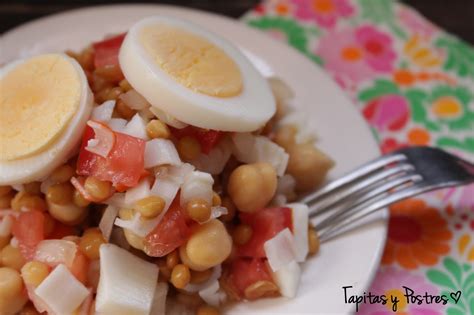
0,53,93,185
119,16,275,132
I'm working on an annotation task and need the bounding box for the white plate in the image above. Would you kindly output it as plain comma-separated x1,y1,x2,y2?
1,5,387,314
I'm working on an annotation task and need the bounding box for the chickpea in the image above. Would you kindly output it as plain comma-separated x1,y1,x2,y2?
196,305,220,315
0,193,13,209
287,143,334,192
232,224,253,245
220,197,235,222
308,227,320,255
21,261,49,287
0,186,12,197
119,79,133,92
146,119,170,139
80,228,106,260
170,264,191,289
94,65,123,83
0,267,27,314
273,125,298,151
119,208,145,251
135,196,165,219
0,245,26,271
47,202,88,225
212,192,221,207
23,182,41,195
115,99,136,120
73,189,90,207
46,183,74,205
186,198,211,223
50,164,75,183
166,250,180,269
178,136,201,160
228,163,277,213
181,220,232,271
0,236,10,250
84,177,112,201
11,192,47,212
244,280,279,300
190,269,212,284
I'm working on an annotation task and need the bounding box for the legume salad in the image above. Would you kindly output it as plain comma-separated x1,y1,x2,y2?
0,25,334,315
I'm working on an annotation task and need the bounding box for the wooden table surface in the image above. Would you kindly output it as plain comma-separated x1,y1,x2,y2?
1,0,473,44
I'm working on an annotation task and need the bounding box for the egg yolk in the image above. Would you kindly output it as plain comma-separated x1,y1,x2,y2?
0,54,81,161
140,24,243,98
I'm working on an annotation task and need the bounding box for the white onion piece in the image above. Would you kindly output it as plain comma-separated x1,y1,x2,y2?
277,174,296,196
149,106,188,129
79,288,94,315
288,203,309,262
119,89,150,110
85,120,115,158
0,215,14,236
198,281,226,307
183,265,222,293
278,111,317,144
232,133,289,176
190,138,232,175
264,228,296,272
26,283,56,315
35,264,89,315
125,179,151,206
144,139,181,168
96,244,158,315
139,107,155,120
92,100,115,122
108,118,128,132
122,113,149,140
209,206,228,221
271,260,301,298
115,212,161,238
180,171,214,207
35,240,77,268
150,282,168,315
103,193,129,208
99,205,119,241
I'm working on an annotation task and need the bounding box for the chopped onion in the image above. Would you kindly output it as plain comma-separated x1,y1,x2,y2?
278,111,317,144
103,193,128,208
115,212,161,238
144,139,182,168
108,118,128,132
119,89,150,110
199,281,226,307
123,113,149,140
78,288,94,315
150,282,168,315
85,120,116,158
26,283,56,315
139,107,155,120
264,228,296,272
273,194,287,206
96,244,158,315
125,178,151,206
190,137,232,175
232,133,289,176
209,206,228,221
271,260,301,298
287,203,309,262
149,106,188,129
0,214,14,236
35,264,90,315
180,171,214,207
40,178,55,195
92,100,115,122
183,265,222,293
99,205,119,241
71,177,95,202
35,240,78,268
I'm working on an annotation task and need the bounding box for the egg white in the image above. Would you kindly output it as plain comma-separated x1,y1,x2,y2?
0,54,93,185
119,16,276,132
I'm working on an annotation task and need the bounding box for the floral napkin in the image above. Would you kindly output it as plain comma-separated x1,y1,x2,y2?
243,1,474,314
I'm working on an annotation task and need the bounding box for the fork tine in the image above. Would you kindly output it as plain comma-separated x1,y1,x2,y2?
300,153,406,206
307,162,414,216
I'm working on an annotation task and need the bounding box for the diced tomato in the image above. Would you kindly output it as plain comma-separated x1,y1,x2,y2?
171,126,223,154
92,33,126,68
77,125,146,189
238,207,292,258
228,258,275,299
70,251,90,285
12,210,45,260
47,222,76,240
144,203,191,257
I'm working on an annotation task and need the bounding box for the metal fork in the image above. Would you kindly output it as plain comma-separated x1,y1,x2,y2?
301,146,474,242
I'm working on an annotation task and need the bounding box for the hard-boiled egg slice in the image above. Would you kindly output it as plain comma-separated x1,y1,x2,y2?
0,53,93,185
119,16,275,132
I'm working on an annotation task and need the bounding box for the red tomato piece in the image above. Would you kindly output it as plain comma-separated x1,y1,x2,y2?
12,210,45,260
171,126,223,154
228,258,274,298
47,222,76,240
144,203,191,257
238,207,293,258
92,33,126,68
70,251,89,284
77,125,146,188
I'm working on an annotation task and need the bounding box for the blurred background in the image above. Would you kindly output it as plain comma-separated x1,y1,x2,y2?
0,0,473,44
